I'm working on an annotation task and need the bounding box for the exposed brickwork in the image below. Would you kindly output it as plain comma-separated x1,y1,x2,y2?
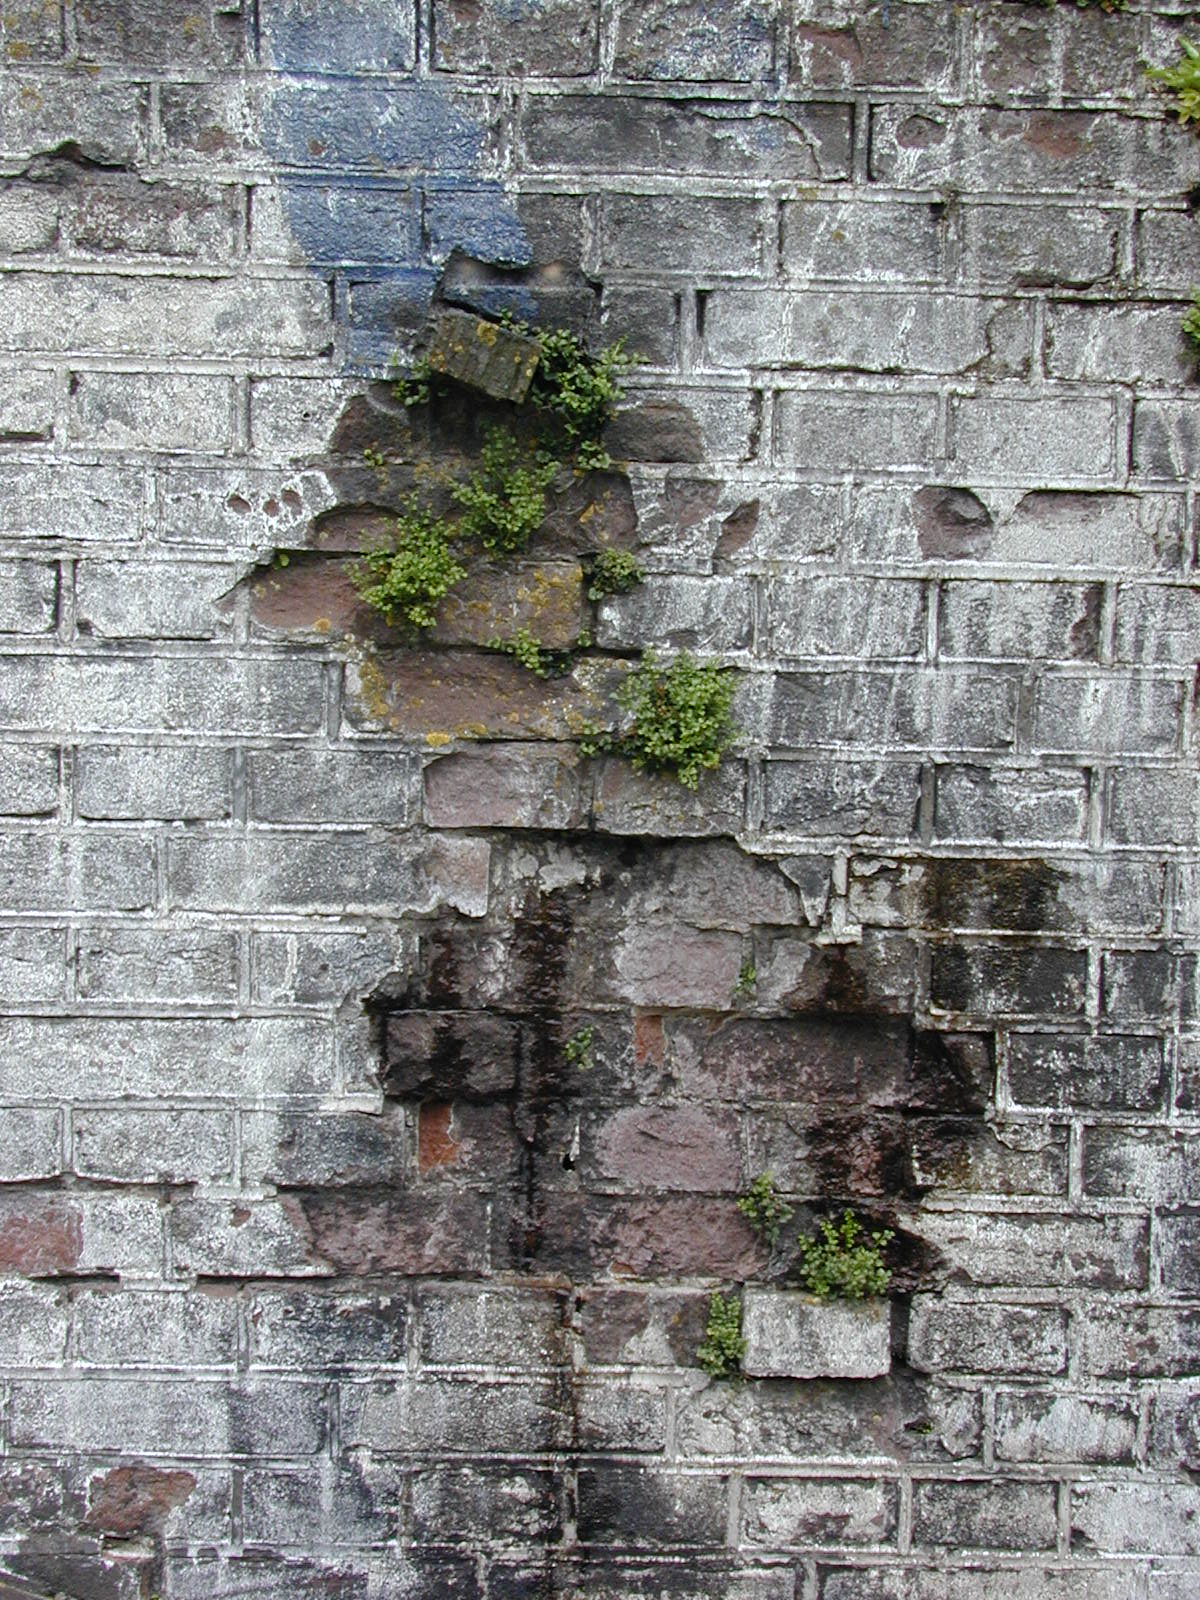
0,0,1198,1596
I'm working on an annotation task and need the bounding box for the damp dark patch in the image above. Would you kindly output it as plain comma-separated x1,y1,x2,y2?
913,486,994,561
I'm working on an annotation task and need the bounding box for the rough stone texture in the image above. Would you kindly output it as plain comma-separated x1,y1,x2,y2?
0,0,1197,1595
742,1290,891,1378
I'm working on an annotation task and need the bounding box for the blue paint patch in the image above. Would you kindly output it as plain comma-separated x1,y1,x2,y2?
281,182,419,265
346,270,442,369
258,0,416,74
423,185,532,269
262,82,494,175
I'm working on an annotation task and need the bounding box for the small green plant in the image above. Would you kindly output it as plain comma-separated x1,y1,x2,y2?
798,1210,893,1301
352,501,466,631
1038,0,1125,10
737,1172,793,1248
1184,290,1200,349
489,626,553,678
616,652,738,791
587,547,644,602
451,426,557,555
733,959,757,1003
393,355,435,407
696,1291,745,1379
1148,39,1200,127
362,444,386,471
565,1025,594,1071
498,316,636,462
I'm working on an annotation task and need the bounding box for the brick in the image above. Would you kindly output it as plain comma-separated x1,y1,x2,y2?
742,1291,890,1380
68,373,232,452
1137,208,1200,294
251,926,402,1005
913,1480,1057,1552
165,1556,371,1600
412,1464,560,1543
1085,1129,1199,1204
995,1390,1138,1465
1075,1305,1200,1380
1047,303,1196,386
10,1378,325,1455
950,395,1115,480
242,1107,409,1188
596,575,751,652
170,831,488,915
75,560,235,640
1008,1033,1164,1112
592,757,747,838
975,4,1143,102
244,1460,403,1547
616,0,774,82
252,180,417,267
764,759,920,838
675,1375,981,1463
934,765,1088,845
74,1288,238,1368
0,78,147,165
0,187,59,253
870,107,1195,198
1159,1210,1200,1297
434,0,596,74
249,748,417,824
819,1570,1138,1600
914,1211,1147,1291
0,1190,161,1275
940,580,1100,662
577,1378,668,1452
0,656,326,736
0,830,154,912
0,1106,60,1181
0,1016,334,1101
70,178,240,261
1134,399,1200,479
782,198,942,283
425,744,586,830
768,669,1017,753
345,1376,567,1454
577,1465,728,1545
1,0,63,58
261,0,414,71
1150,1381,1200,1474
607,385,757,463
1115,584,1200,666
248,1289,407,1370
908,1299,1067,1377
1101,948,1183,1022
287,1188,490,1276
588,1104,739,1193
0,366,55,438
75,0,241,64
765,577,924,659
775,390,938,472
427,308,541,403
961,203,1121,289
0,925,66,1000
792,1,955,90
601,195,762,275
520,95,851,179
1032,673,1183,756
0,462,147,541
931,944,1086,1017
75,744,231,821
742,1475,897,1546
0,272,330,358
416,1285,567,1370
908,1118,1067,1199
161,465,335,548
579,1287,708,1368
170,1197,329,1279
78,928,238,998
599,287,680,368
74,1107,232,1184
0,1282,68,1365
1071,1482,1200,1555
0,558,56,633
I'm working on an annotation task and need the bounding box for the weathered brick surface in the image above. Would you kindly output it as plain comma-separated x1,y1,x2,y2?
1,0,1197,1591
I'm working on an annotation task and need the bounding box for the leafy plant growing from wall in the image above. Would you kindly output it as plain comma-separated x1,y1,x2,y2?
1183,291,1200,350
798,1210,893,1301
451,426,558,555
697,1291,745,1379
1147,38,1200,127
351,500,466,631
737,1172,793,1248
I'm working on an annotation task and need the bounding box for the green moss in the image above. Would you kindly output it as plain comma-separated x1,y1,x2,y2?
617,652,738,791
798,1210,893,1301
697,1291,745,1379
587,547,644,602
1183,290,1200,349
451,426,557,556
352,501,466,631
736,1172,792,1248
488,626,554,678
1148,39,1200,127
565,1025,594,1071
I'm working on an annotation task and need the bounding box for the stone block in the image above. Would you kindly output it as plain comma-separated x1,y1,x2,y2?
763,760,921,839
576,1465,728,1545
601,194,762,275
73,1288,238,1368
791,1,956,90
742,1290,891,1379
775,390,938,472
433,0,597,74
73,1109,232,1184
75,559,236,640
248,748,417,824
994,1390,1139,1465
939,580,1101,661
0,1107,61,1182
1070,1482,1200,1555
71,177,241,261
949,395,1115,480
1031,673,1184,756
1047,303,1196,386
961,203,1121,289
616,0,775,82
68,373,233,452
912,1479,1057,1552
764,577,924,659
908,1299,1067,1377
741,1475,897,1547
781,199,942,284
1115,583,1200,666
427,308,540,402
75,744,231,820
260,0,415,71
0,560,56,634
1008,1033,1164,1112
933,765,1088,845
596,574,751,652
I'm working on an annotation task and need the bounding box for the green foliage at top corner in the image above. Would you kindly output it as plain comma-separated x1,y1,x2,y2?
1182,289,1200,349
1147,39,1200,128
798,1210,894,1302
352,500,466,632
737,1172,793,1248
499,314,637,465
451,425,557,555
696,1290,745,1380
616,651,738,791
587,547,645,602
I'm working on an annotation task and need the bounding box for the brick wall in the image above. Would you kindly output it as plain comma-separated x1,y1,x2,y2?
1,1,1198,1595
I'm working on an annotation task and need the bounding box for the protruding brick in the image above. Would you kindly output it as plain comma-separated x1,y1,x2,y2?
742,1291,891,1379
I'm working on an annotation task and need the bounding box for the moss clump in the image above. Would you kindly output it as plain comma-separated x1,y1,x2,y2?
1183,290,1200,350
587,547,644,601
697,1291,745,1379
617,652,738,791
352,502,466,631
451,426,557,556
1148,39,1200,127
798,1210,893,1301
